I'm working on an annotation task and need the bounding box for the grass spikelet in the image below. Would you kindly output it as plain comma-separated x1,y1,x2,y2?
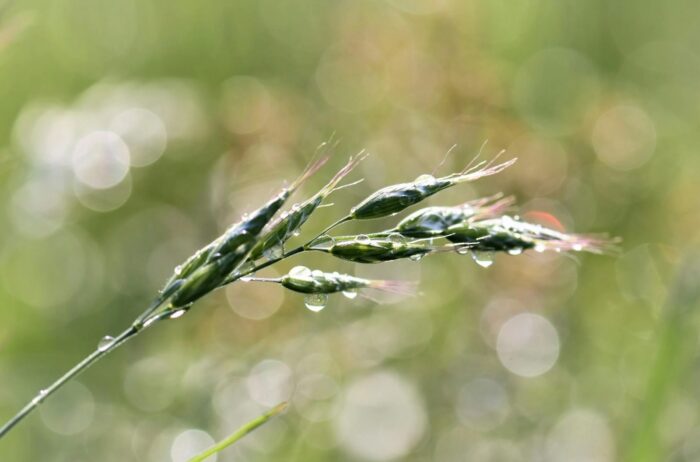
396,194,516,238
310,234,438,263
445,216,618,255
249,152,368,261
348,154,516,220
154,156,330,314
245,266,416,298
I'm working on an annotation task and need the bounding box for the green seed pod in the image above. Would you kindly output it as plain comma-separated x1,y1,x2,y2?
280,266,371,294
249,153,367,261
313,235,433,263
446,216,613,254
160,190,289,309
396,195,514,238
349,158,516,220
170,253,240,307
446,220,535,252
161,157,328,309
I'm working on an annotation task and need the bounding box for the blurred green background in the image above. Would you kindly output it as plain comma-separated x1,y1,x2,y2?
1,0,699,460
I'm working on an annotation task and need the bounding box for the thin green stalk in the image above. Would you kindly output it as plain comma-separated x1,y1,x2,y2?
623,253,700,461
0,326,139,438
187,402,288,462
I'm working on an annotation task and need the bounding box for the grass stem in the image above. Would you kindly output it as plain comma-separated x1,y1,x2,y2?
0,326,139,438
187,402,288,462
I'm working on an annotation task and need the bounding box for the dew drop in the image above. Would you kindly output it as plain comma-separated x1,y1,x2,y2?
342,289,358,299
456,246,471,256
33,389,48,405
142,316,159,328
168,309,186,319
534,244,546,253
572,243,583,251
239,276,253,282
414,174,436,184
388,233,404,244
263,244,284,260
293,231,301,237
98,335,115,351
237,261,256,274
174,265,183,276
290,265,311,278
304,293,328,312
356,234,370,244
471,251,495,268
311,269,325,278
409,253,424,262
507,247,523,256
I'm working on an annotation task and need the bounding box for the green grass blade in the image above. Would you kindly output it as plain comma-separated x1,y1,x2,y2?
187,402,288,462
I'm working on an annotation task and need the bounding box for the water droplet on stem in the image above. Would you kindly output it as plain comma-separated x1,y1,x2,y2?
169,309,186,319
456,246,471,255
342,289,358,299
304,293,328,312
471,251,495,268
290,265,311,278
98,335,115,351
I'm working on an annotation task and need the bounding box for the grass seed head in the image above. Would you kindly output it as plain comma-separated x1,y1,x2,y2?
313,234,436,263
162,156,329,309
249,152,367,261
349,156,516,220
280,266,372,294
446,216,617,254
275,266,416,297
396,194,515,238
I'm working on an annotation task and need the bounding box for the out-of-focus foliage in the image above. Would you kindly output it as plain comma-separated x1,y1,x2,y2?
0,0,698,460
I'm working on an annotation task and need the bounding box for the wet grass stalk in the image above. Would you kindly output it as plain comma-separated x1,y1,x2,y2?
0,148,615,440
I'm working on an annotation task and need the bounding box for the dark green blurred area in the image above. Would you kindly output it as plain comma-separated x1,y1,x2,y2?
0,0,699,460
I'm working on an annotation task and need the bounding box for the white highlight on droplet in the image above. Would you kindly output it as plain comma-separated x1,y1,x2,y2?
72,131,130,189
496,313,560,378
